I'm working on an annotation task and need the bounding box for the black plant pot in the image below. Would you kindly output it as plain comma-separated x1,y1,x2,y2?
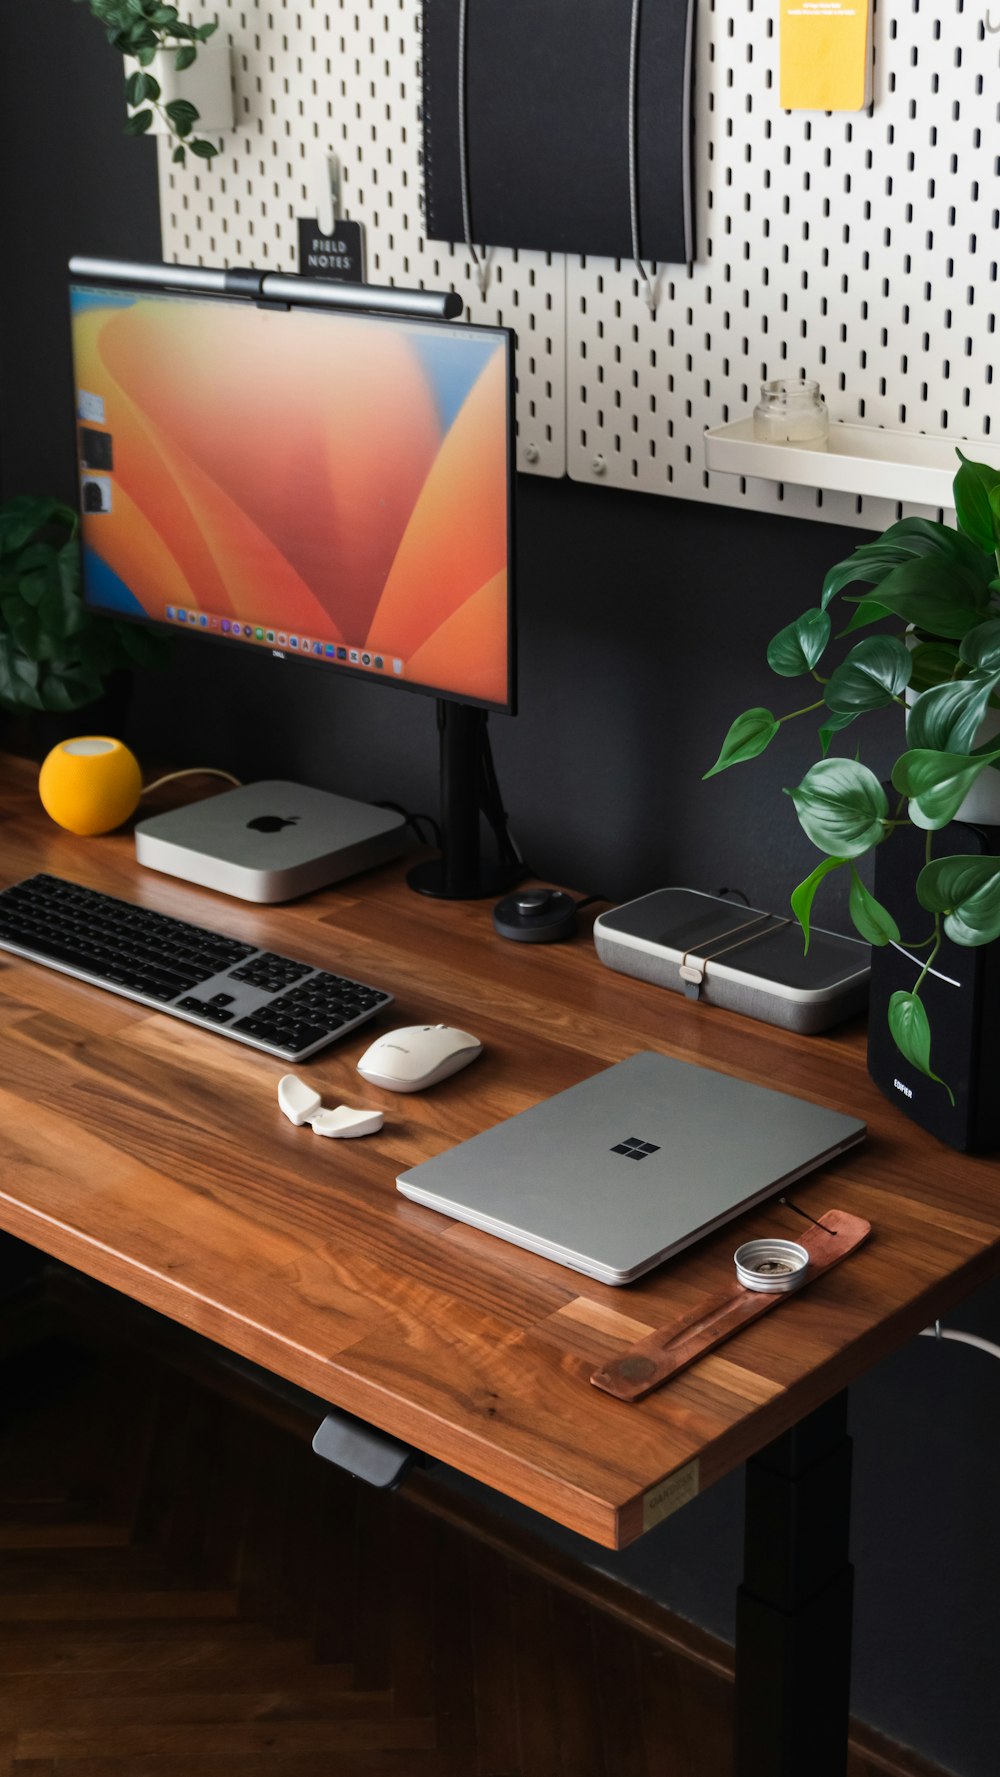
867,816,1000,1152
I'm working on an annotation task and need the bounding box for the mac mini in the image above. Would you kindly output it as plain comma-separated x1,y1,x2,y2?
135,780,409,902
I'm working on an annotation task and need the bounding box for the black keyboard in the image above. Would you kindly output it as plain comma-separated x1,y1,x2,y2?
0,874,393,1062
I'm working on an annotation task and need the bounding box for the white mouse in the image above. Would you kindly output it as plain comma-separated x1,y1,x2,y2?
356,1024,483,1092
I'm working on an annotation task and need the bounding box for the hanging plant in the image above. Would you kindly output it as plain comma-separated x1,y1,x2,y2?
76,1,224,167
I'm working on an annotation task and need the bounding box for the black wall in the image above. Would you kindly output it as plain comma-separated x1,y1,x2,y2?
1,9,998,1773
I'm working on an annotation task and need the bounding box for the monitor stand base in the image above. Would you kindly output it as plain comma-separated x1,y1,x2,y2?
407,856,522,901
135,780,409,903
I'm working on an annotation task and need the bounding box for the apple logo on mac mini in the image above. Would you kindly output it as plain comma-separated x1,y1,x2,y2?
245,815,301,834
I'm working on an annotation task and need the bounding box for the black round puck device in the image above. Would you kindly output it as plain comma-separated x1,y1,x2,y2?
492,887,578,943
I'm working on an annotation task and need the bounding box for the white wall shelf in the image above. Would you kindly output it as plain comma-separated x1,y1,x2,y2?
703,420,1000,512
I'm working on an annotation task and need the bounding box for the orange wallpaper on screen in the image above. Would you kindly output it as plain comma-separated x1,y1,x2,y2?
72,292,510,705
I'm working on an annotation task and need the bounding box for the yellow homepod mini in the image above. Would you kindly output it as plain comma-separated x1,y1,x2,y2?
38,737,143,836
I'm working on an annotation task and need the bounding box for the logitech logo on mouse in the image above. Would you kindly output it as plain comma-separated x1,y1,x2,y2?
246,815,301,833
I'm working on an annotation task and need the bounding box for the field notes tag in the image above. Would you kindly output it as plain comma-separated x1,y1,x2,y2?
780,0,872,110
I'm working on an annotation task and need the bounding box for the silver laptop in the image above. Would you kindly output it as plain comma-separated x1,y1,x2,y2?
396,1052,866,1285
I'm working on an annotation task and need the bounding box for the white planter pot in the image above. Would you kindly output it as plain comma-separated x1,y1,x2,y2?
955,707,1000,826
125,37,233,136
905,632,1000,827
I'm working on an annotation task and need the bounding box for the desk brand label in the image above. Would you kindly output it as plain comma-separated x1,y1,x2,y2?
642,1460,699,1532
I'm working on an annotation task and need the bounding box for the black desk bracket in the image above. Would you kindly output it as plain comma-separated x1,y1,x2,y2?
312,1408,421,1490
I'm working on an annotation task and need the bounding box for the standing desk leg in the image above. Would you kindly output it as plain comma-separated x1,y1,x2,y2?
734,1391,853,1777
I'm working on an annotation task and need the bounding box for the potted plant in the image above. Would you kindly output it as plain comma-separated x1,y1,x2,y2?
75,1,229,167
705,452,1000,1112
0,493,167,730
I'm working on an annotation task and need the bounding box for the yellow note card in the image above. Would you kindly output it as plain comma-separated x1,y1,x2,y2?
780,0,872,111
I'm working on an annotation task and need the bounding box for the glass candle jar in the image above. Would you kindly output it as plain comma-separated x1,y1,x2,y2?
752,378,829,448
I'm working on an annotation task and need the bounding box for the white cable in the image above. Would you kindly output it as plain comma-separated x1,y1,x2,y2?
919,1322,1000,1364
628,0,657,316
141,767,242,796
457,0,490,296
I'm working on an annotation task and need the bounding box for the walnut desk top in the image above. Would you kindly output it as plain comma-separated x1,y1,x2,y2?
0,753,997,1549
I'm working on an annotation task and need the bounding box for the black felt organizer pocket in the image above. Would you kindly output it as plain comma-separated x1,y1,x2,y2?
421,0,695,266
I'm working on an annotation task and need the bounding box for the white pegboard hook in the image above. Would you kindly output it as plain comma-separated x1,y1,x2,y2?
312,150,340,237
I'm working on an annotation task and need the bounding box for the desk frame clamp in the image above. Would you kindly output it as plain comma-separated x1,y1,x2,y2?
312,1407,421,1490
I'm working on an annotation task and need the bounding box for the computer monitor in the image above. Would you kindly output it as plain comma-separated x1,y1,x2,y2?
67,258,518,898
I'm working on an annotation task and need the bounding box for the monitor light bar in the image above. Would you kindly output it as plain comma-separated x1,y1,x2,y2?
68,255,464,322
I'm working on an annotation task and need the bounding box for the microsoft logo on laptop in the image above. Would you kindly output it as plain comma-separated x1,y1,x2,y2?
610,1137,661,1161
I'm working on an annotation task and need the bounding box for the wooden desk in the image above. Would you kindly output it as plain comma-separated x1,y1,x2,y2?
1,752,997,1773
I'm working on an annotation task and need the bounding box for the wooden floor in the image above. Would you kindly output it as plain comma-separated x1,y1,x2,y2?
0,1295,944,1777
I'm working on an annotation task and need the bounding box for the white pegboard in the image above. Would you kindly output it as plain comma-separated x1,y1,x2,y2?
566,0,1000,527
157,0,566,480
158,0,1000,529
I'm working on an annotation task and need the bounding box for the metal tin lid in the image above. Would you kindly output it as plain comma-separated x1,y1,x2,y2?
734,1237,811,1293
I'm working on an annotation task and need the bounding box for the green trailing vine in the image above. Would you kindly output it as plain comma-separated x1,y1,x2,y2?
706,452,1000,1100
76,1,221,167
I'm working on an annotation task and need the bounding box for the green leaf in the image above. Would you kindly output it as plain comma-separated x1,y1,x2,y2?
785,757,889,858
905,668,1000,754
824,635,912,714
122,107,155,135
0,495,75,556
38,666,106,714
10,543,59,601
892,746,1000,829
820,516,993,612
818,709,857,756
174,44,197,71
766,608,831,677
907,641,963,695
837,596,892,636
197,19,219,38
887,991,954,1101
704,708,780,778
164,98,199,125
917,854,1000,946
115,622,171,667
56,537,81,600
126,68,160,104
848,867,899,946
189,139,219,160
959,618,1000,675
953,451,1000,553
172,144,187,165
790,856,846,951
843,555,985,638
822,550,906,612
38,569,89,649
7,571,47,617
0,636,43,710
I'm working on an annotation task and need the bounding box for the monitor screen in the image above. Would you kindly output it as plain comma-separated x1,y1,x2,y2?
68,281,513,712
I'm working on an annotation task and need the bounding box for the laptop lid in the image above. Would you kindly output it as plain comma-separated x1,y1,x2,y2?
396,1052,866,1285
